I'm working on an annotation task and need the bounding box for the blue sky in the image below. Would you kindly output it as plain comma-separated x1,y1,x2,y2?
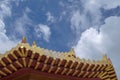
0,0,120,79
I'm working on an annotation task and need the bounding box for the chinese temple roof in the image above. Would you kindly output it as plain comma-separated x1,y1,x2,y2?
0,37,118,80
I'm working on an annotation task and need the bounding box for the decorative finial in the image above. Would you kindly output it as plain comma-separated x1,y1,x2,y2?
70,48,75,53
32,41,36,46
70,48,76,58
22,37,27,43
102,54,108,62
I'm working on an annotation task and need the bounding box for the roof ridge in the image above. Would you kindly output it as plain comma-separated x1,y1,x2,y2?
1,37,111,65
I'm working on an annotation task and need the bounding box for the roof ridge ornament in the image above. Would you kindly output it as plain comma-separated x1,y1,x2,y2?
102,54,108,62
64,48,76,60
21,37,27,43
70,48,76,58
32,41,36,46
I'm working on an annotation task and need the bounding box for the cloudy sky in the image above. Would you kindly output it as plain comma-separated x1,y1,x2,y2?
0,0,120,79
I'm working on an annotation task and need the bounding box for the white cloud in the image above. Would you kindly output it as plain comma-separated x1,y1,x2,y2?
71,11,90,33
99,0,120,10
82,0,120,10
46,12,55,23
15,0,26,6
0,1,19,53
0,1,32,38
35,24,51,42
0,1,11,19
74,28,104,59
0,21,17,54
70,0,120,33
69,0,102,34
14,13,32,36
25,7,31,13
74,16,120,79
14,7,32,36
0,32,18,54
0,20,6,33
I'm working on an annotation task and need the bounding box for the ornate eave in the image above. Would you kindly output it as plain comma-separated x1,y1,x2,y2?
0,37,118,80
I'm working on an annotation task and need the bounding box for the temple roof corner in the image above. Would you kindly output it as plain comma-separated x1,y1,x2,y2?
102,54,110,64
